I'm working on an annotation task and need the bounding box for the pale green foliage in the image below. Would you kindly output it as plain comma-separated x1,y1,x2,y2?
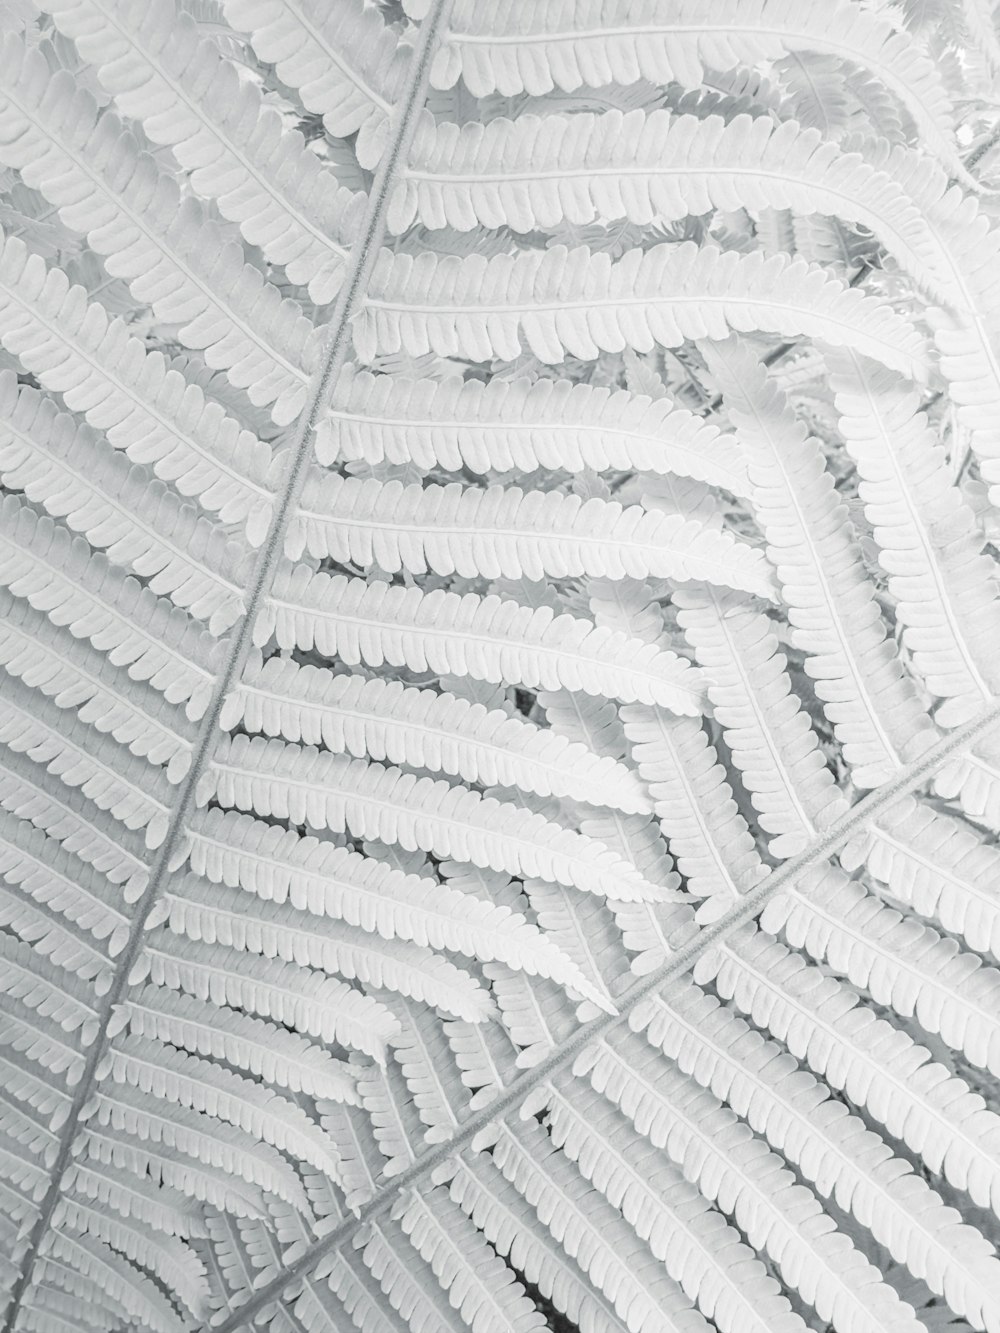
1,3,1000,1333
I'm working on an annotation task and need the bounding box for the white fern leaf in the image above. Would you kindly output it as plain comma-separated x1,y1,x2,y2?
443,1009,519,1110
0,591,194,779
317,367,750,494
0,930,100,1054
575,1033,929,1333
0,746,149,902
521,880,621,1019
0,496,221,720
0,874,110,988
117,987,360,1101
635,980,1000,1332
674,584,848,857
848,797,1000,961
357,242,929,375
700,336,936,787
0,1131,50,1200
260,566,705,713
161,869,494,1022
397,108,954,298
0,373,247,633
51,1196,209,1320
355,1050,430,1181
447,1155,641,1333
762,862,1000,1076
707,926,1000,1216
91,1075,311,1211
848,136,1000,508
381,996,478,1145
825,347,1000,725
0,232,275,534
62,1157,209,1241
0,34,318,423
620,705,766,910
37,1228,190,1333
137,931,399,1061
483,1117,717,1333
541,1082,809,1333
357,1213,480,1333
229,651,652,815
220,0,407,151
38,0,364,302
292,469,775,594
202,735,667,902
0,676,174,846
434,0,963,179
103,1034,347,1176
935,733,1000,833
397,1184,549,1333
78,1120,268,1219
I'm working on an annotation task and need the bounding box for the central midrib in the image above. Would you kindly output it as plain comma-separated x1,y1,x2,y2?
201,693,1000,1333
0,4,453,1328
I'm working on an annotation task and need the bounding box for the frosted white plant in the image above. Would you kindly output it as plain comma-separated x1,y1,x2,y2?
1,2,1000,1332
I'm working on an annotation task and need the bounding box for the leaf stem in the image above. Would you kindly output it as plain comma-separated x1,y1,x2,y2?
0,5,453,1329
201,697,1000,1333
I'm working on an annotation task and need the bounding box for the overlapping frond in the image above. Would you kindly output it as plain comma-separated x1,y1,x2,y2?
3,3,1000,1333
357,242,930,374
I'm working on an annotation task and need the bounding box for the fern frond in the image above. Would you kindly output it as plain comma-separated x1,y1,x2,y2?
708,925,1000,1216
260,566,705,712
540,1082,809,1333
575,1032,928,1333
161,870,495,1022
447,1155,640,1333
521,880,622,1019
62,1156,208,1240
0,875,110,989
117,987,360,1100
0,931,100,1054
397,1184,549,1333
78,1120,268,1218
0,746,149,901
636,980,1000,1331
357,242,929,375
0,592,194,779
396,108,954,298
850,796,1000,960
317,368,750,493
136,931,399,1060
701,336,936,787
229,652,652,814
37,1228,189,1333
825,347,1000,725
219,0,408,151
674,584,848,857
39,0,365,302
0,496,221,720
849,136,1000,508
0,34,318,423
91,1075,312,1210
434,0,963,179
202,735,665,902
0,676,174,846
763,863,1000,1075
103,1033,348,1175
292,469,775,593
357,1212,480,1333
482,1117,718,1333
0,230,275,534
0,373,248,633
50,1196,208,1320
